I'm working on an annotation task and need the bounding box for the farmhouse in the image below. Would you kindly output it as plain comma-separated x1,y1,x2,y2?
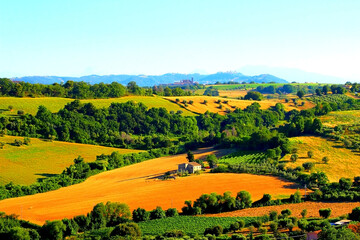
178,162,202,174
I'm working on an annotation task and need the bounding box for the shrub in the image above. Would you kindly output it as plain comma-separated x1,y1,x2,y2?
301,209,307,218
150,207,166,220
231,234,246,240
204,225,223,236
110,222,141,239
319,208,331,218
165,208,179,217
163,229,184,238
23,137,31,145
349,207,360,221
307,151,314,158
132,208,150,222
302,162,315,171
269,211,278,221
281,209,292,217
322,156,329,164
17,110,24,115
290,154,298,162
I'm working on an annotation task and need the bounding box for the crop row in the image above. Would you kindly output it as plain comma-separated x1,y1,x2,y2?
138,216,258,235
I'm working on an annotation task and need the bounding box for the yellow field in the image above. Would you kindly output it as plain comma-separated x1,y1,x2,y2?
319,110,360,127
0,135,142,185
284,136,360,182
165,96,314,115
0,148,302,225
218,90,249,98
0,96,195,116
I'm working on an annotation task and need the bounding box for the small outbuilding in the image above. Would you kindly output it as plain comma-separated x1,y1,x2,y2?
178,162,202,174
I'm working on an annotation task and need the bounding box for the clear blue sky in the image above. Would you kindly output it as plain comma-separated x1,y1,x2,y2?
1,0,359,79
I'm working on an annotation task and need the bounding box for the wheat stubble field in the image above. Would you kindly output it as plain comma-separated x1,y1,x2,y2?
0,148,304,225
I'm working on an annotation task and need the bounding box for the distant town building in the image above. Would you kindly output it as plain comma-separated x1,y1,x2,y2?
161,78,198,87
178,162,202,174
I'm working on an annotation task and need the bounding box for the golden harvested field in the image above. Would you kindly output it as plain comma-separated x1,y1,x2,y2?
0,148,302,225
319,110,360,127
165,96,314,115
284,136,360,182
218,90,249,98
206,201,360,218
0,96,195,117
0,135,141,185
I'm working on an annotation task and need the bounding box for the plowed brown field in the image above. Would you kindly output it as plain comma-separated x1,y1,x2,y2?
0,148,303,225
205,201,360,218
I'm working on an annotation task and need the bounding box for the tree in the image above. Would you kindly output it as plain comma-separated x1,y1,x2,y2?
244,91,263,101
132,208,149,222
236,191,252,209
307,151,314,158
186,150,195,162
315,88,322,96
302,162,315,171
297,90,305,99
301,209,307,218
41,220,66,240
350,207,360,221
322,85,329,95
319,208,331,218
339,177,352,190
204,225,223,236
8,227,31,240
165,208,179,217
281,209,292,217
206,154,218,168
150,206,166,219
322,156,329,164
110,222,141,240
318,227,360,240
290,154,298,162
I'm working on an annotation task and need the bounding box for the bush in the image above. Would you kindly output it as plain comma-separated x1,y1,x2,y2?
307,151,314,158
204,225,223,236
110,222,141,239
319,208,331,218
132,208,150,222
281,209,292,217
322,156,329,164
163,229,184,238
165,208,179,217
349,207,360,221
301,209,307,218
17,110,24,115
150,207,166,220
302,162,315,171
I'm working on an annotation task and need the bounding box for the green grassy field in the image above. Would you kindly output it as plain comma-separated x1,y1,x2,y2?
219,151,266,165
319,110,360,127
138,216,258,235
0,135,142,185
0,96,195,117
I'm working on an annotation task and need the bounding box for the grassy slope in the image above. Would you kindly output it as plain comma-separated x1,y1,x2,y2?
0,135,142,185
284,136,360,182
0,96,195,117
319,110,360,127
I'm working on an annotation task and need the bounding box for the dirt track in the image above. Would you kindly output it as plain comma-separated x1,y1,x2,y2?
0,148,302,225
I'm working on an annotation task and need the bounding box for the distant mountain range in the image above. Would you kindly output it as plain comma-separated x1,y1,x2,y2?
11,72,288,87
